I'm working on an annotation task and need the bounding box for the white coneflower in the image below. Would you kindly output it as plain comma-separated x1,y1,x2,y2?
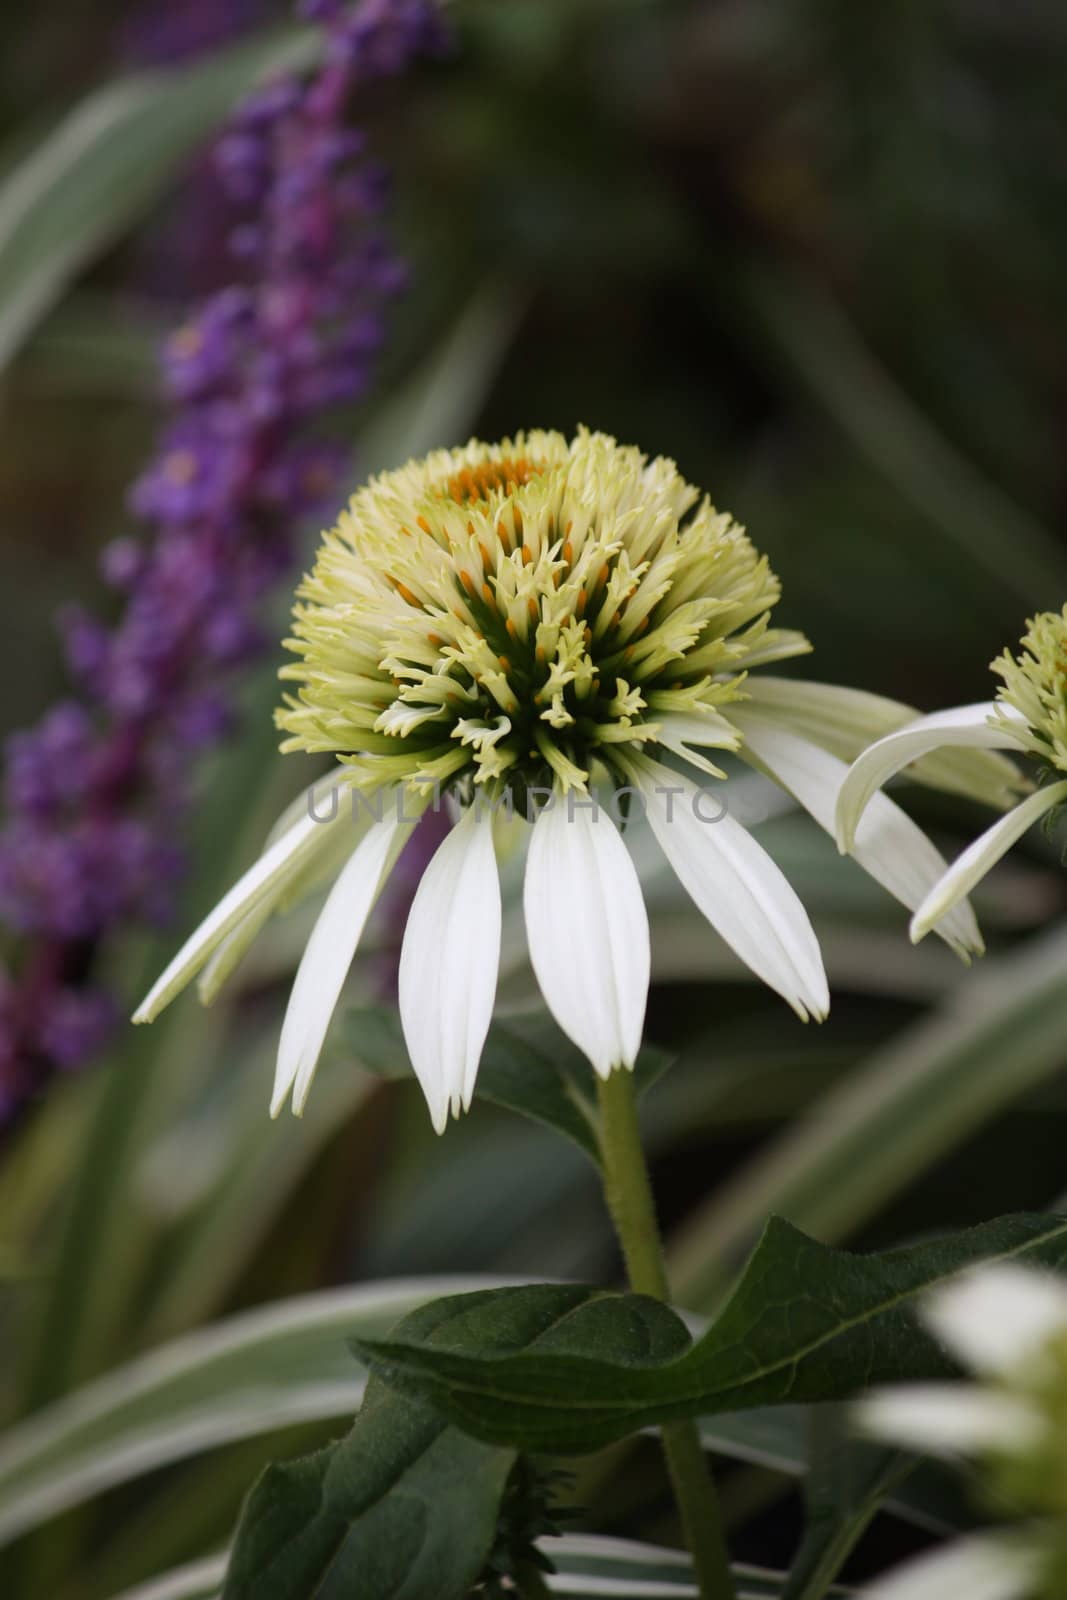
856,1265,1067,1600
836,608,1067,945
133,430,1018,1131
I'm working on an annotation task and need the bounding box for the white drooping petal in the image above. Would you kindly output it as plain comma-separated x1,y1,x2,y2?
910,779,1067,943
924,1265,1067,1377
858,1535,1039,1600
398,804,502,1135
199,784,367,1005
734,716,983,959
272,809,408,1118
746,676,1025,809
633,758,828,1021
198,891,285,1007
856,1383,1041,1458
835,702,1026,852
133,806,341,1024
263,766,350,848
523,794,650,1078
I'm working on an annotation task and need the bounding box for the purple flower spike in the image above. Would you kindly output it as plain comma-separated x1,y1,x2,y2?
0,0,449,1122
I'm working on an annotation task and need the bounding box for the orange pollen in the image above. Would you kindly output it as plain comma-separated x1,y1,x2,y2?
497,518,511,552
635,616,650,636
527,597,539,622
427,632,442,647
498,654,511,671
565,519,573,535
439,455,544,506
460,571,477,598
576,587,588,618
395,582,420,608
506,618,518,640
513,506,524,538
481,582,494,605
416,515,432,536
478,541,493,571
536,645,546,665
585,626,593,646
562,540,573,565
597,563,610,590
521,546,533,566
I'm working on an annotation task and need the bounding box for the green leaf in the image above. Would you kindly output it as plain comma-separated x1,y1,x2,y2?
0,26,318,375
781,1409,912,1600
339,1006,673,1164
221,1406,509,1600
222,1287,686,1600
355,1212,1067,1454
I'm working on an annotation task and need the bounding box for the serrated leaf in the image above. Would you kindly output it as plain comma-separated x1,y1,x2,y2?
355,1212,1067,1454
338,1006,673,1164
223,1285,687,1599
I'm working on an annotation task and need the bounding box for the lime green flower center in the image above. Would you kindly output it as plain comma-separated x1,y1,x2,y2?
276,428,802,801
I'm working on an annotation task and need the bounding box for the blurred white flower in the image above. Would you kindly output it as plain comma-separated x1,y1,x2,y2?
857,1264,1067,1600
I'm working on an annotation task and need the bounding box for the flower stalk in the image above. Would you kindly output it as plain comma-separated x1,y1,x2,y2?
596,1068,735,1600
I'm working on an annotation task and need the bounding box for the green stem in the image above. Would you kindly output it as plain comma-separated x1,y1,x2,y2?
596,1069,735,1600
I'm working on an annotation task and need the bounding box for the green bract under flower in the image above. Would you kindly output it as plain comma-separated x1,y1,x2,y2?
992,606,1067,777
276,428,807,800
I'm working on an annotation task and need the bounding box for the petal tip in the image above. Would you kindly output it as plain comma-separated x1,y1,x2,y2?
430,1103,450,1136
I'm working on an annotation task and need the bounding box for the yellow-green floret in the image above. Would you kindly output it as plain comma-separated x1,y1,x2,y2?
992,606,1067,776
276,428,807,802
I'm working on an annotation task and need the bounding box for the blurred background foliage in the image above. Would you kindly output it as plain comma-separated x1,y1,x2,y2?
1,0,1067,1595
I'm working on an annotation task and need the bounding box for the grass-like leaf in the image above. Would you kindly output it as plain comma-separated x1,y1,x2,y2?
0,27,318,375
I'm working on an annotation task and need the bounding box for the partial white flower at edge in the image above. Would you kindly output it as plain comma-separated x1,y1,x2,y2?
836,607,1067,946
856,1264,1067,1600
